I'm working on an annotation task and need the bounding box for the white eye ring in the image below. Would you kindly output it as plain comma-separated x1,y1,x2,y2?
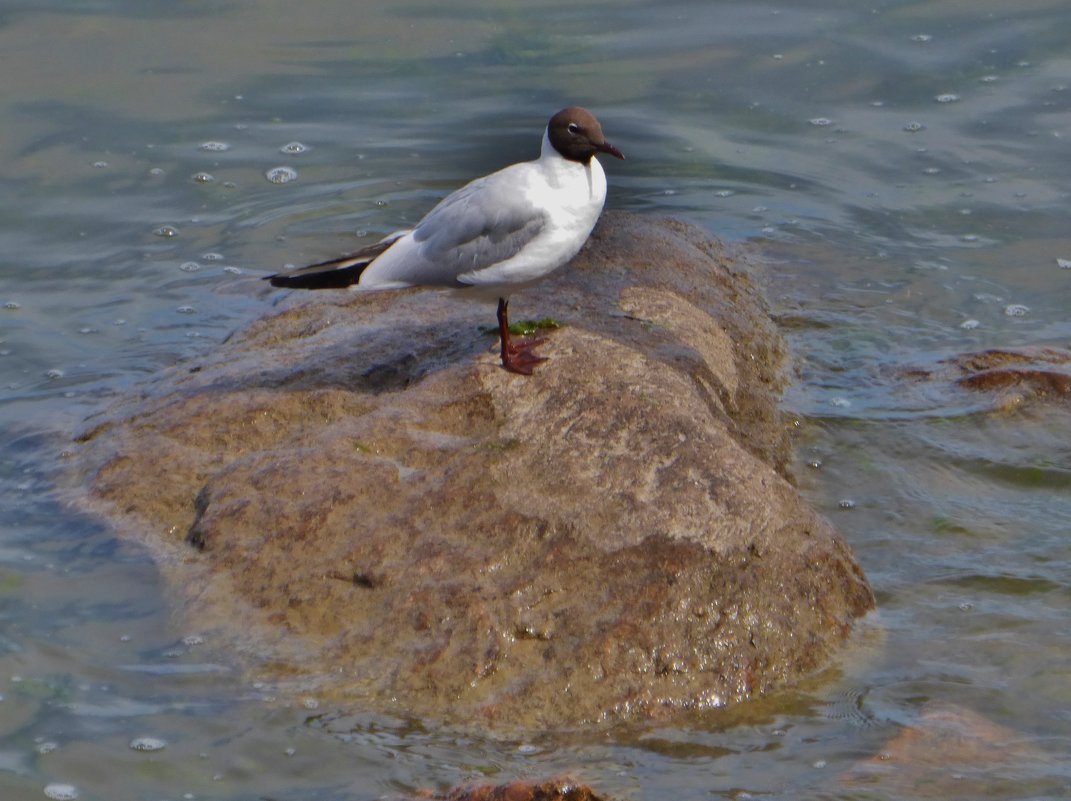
567,122,580,134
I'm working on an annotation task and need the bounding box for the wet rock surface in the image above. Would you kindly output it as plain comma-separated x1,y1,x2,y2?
73,211,874,729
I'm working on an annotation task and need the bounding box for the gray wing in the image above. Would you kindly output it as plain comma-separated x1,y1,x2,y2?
410,175,546,282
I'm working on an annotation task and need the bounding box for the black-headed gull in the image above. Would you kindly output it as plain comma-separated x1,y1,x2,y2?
264,107,624,375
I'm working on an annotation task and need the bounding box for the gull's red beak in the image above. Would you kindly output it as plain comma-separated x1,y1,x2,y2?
596,140,625,160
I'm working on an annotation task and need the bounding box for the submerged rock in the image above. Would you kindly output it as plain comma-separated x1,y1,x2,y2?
73,211,873,729
840,701,1052,798
901,347,1071,412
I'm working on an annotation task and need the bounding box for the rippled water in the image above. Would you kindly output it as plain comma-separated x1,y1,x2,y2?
2,1,1070,799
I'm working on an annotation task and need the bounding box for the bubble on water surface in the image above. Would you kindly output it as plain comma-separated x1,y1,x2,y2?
36,741,59,755
1057,258,1071,269
182,634,204,646
93,161,108,169
200,141,230,152
149,167,165,177
202,252,224,262
176,305,196,314
223,266,242,275
153,225,179,238
266,166,298,184
4,301,20,310
280,141,309,154
179,262,201,273
911,34,932,42
903,121,926,133
980,75,999,83
830,397,851,408
837,500,856,511
129,736,167,752
808,117,833,127
43,784,78,800
45,369,64,380
960,319,980,330
1004,304,1029,317
191,172,215,184
935,93,960,103
517,743,541,755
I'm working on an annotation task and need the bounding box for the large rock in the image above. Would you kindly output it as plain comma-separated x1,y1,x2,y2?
73,211,873,729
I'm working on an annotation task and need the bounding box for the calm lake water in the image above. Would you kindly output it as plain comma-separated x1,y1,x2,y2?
2,1,1070,799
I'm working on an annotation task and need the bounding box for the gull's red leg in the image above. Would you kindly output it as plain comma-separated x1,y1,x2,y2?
497,297,548,375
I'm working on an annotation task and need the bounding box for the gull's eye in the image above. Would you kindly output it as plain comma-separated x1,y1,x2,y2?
567,122,580,134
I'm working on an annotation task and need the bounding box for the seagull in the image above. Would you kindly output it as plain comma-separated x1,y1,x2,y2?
263,107,624,375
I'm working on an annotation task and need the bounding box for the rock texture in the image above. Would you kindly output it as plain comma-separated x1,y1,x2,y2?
73,211,873,729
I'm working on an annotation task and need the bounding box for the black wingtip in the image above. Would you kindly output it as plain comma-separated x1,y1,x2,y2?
266,268,365,290
263,237,400,291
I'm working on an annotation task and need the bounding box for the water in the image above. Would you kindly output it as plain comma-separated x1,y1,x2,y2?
2,0,1070,798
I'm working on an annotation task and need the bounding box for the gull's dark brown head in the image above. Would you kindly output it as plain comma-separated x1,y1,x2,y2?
547,107,625,164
